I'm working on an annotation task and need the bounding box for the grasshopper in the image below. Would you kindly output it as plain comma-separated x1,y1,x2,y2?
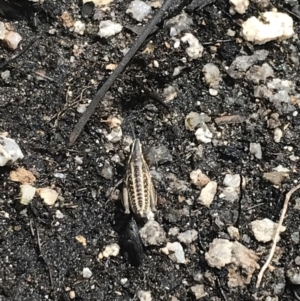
122,139,157,220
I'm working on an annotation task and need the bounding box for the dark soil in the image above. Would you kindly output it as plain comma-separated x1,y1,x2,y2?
0,0,300,300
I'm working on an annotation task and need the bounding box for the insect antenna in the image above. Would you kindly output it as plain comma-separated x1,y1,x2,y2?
129,121,136,140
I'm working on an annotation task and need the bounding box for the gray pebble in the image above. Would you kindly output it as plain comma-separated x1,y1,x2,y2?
178,229,198,245
245,63,274,84
287,268,300,285
165,12,193,36
193,271,204,283
100,163,114,180
145,145,172,165
139,221,166,246
295,256,300,266
227,50,269,79
291,232,300,244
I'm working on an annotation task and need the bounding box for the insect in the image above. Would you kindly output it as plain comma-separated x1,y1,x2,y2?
122,139,157,220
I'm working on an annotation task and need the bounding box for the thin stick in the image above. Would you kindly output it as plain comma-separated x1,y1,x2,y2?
0,36,41,69
69,0,175,146
186,0,215,11
256,184,300,289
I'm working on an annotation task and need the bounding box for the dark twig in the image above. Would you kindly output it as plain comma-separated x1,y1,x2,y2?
277,5,300,20
216,277,228,301
186,0,216,12
0,35,41,69
35,224,54,288
69,0,175,146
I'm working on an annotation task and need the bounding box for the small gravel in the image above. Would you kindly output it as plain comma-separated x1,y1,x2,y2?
126,1,152,22
249,218,286,242
198,181,217,206
139,221,166,246
82,267,92,279
177,229,198,245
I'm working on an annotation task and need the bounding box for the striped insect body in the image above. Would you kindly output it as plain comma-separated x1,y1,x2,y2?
123,139,157,220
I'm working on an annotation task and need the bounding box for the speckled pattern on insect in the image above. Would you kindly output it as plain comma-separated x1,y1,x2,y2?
122,139,157,220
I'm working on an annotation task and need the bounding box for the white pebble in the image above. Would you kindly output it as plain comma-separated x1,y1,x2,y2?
191,284,207,299
273,165,289,173
0,135,24,166
202,63,220,88
20,184,36,205
105,127,122,143
289,155,299,162
178,229,198,245
249,142,262,159
137,290,152,301
274,128,283,143
1,70,10,80
198,181,217,207
195,124,212,143
241,12,294,45
82,267,92,279
98,20,123,38
173,66,182,76
126,0,152,22
229,0,249,14
223,174,240,188
267,78,295,92
0,21,6,39
185,112,202,131
121,278,128,285
54,172,66,179
55,210,64,219
163,86,177,102
219,187,239,202
4,31,22,50
190,169,210,188
73,20,85,35
37,188,58,206
227,29,236,36
153,60,159,68
77,103,88,113
227,226,240,240
100,243,120,258
75,156,83,164
168,227,180,236
250,218,286,243
181,33,203,60
209,88,218,96
166,242,185,263
173,39,180,48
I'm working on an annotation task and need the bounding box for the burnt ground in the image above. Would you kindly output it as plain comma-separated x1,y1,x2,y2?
0,0,300,300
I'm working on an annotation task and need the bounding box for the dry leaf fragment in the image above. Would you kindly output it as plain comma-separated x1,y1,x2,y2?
76,235,87,246
37,188,58,206
10,167,36,184
20,184,36,205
